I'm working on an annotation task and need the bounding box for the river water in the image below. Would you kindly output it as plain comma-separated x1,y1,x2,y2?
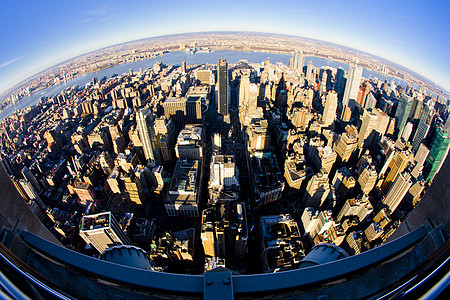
0,50,398,121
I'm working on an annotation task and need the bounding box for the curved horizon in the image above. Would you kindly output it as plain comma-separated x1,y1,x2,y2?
0,30,447,98
0,1,449,97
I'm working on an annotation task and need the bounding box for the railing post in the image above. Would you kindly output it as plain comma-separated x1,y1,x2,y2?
204,271,234,300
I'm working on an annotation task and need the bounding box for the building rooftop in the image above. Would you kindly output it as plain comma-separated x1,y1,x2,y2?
81,212,112,230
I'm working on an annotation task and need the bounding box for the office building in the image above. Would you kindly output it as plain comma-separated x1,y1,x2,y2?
73,181,97,206
98,151,115,176
394,94,413,135
335,67,346,96
259,214,304,273
250,152,284,207
364,92,377,110
218,58,229,116
162,96,202,126
175,124,203,161
195,69,213,85
322,91,338,127
411,103,435,152
305,60,313,83
333,131,358,162
423,127,450,183
356,81,372,109
336,197,373,223
136,109,161,166
381,149,412,193
291,107,312,131
293,50,304,75
22,166,41,193
358,165,377,195
342,64,363,108
308,145,337,174
80,212,132,253
284,157,313,190
302,169,330,210
122,173,146,206
332,167,355,197
201,202,248,261
301,208,335,241
372,108,390,137
19,179,45,208
364,223,384,242
165,160,200,217
358,109,378,148
246,119,271,153
209,154,238,188
209,154,240,203
383,171,413,213
401,122,414,142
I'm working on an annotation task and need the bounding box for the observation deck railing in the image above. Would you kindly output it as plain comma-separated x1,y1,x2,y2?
0,223,448,299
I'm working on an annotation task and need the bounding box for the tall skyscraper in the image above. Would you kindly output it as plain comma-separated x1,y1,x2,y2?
401,122,414,142
422,127,450,183
80,212,132,253
358,109,378,148
305,60,313,83
333,131,358,162
303,169,330,210
136,108,161,166
217,58,229,116
358,165,377,195
381,149,412,193
335,67,346,96
364,92,377,110
372,108,390,137
239,74,250,108
394,94,413,135
293,50,304,75
383,171,412,213
342,64,363,108
322,91,338,127
411,103,435,152
21,166,41,193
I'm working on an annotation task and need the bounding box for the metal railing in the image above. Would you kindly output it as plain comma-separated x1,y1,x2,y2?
0,224,448,299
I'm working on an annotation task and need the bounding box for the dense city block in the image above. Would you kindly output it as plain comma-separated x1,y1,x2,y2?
1,53,449,274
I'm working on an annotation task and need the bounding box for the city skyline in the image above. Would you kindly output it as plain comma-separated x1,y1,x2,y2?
0,0,449,95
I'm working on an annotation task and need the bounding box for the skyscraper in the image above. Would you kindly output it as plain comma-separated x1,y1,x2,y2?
394,94,413,135
305,60,313,83
383,171,412,213
342,64,363,108
336,197,373,223
333,131,358,162
136,108,161,166
334,67,346,96
217,58,229,117
322,91,338,127
80,212,132,253
411,103,435,152
303,169,330,210
422,127,450,183
239,74,250,108
358,165,377,195
293,50,304,75
401,122,414,142
22,166,41,193
358,109,378,148
381,149,412,193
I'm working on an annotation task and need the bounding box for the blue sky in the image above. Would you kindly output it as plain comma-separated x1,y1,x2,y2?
0,0,449,95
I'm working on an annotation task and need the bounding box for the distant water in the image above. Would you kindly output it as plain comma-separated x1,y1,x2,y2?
0,50,399,121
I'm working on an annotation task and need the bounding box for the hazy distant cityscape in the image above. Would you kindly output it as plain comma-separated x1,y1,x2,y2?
1,37,449,275
2,32,448,113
